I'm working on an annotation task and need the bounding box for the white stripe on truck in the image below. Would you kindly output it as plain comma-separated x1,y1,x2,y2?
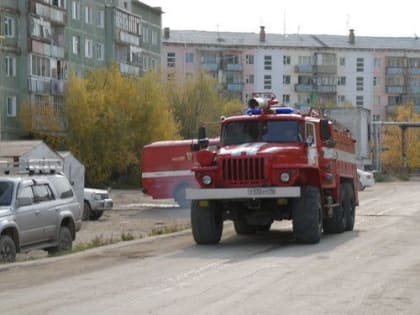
142,169,193,178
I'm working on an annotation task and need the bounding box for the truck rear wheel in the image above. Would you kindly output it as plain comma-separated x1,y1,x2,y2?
323,185,347,234
292,186,322,244
191,200,223,244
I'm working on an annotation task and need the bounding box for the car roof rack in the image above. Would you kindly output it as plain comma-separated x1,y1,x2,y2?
0,158,63,175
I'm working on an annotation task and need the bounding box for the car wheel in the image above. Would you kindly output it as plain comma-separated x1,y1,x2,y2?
90,210,104,221
0,235,16,263
47,226,72,255
83,201,91,221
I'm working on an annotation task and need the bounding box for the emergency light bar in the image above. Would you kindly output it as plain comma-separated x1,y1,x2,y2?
0,158,63,175
246,107,297,115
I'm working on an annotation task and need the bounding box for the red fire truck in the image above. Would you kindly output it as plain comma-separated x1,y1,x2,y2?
141,139,218,207
186,96,359,244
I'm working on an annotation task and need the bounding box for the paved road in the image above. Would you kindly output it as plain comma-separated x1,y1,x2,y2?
1,182,420,315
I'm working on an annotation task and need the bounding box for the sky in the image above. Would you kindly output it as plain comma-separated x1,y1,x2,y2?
145,0,420,38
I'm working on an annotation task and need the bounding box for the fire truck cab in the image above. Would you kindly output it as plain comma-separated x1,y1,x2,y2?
186,96,358,244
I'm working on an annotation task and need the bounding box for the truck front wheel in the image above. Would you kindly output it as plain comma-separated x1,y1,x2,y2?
292,186,322,244
191,200,223,244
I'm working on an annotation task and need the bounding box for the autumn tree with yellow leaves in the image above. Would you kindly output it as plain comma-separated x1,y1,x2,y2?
381,102,420,174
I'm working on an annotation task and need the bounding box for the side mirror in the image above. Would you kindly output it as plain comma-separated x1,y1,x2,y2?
192,126,209,151
320,119,331,141
16,197,33,207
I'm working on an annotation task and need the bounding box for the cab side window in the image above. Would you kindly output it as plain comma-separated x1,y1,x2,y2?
17,186,34,203
306,123,316,145
33,184,54,202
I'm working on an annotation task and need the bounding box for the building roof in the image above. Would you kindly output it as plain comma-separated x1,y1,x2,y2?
163,30,420,51
0,140,45,157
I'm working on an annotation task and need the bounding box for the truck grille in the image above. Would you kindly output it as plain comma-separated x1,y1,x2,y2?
222,157,265,185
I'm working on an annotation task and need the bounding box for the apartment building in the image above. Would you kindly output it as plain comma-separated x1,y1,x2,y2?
161,27,420,120
0,0,162,140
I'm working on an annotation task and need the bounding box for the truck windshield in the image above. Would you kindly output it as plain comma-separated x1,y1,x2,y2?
0,181,14,206
221,120,303,145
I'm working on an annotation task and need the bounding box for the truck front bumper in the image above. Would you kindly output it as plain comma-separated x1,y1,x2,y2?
186,187,301,200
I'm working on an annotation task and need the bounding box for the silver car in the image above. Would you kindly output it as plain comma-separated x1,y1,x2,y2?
0,173,82,263
83,188,113,221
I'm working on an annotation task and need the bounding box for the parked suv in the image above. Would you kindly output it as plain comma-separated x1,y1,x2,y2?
0,168,82,263
83,188,113,221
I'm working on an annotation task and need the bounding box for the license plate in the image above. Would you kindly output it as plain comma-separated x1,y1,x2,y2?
247,187,276,196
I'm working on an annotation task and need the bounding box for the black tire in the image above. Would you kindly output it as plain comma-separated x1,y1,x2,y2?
234,220,257,235
344,184,356,231
174,184,191,208
292,186,322,244
257,223,272,232
47,226,73,255
83,201,91,221
191,200,223,244
90,210,104,221
0,235,16,263
323,184,347,234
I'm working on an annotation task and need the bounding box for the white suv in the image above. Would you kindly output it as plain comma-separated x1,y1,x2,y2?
0,168,82,263
83,188,113,221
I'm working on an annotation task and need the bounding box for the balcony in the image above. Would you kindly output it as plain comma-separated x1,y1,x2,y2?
30,40,64,59
386,85,405,94
117,30,141,46
312,65,336,74
407,86,420,94
225,64,242,71
295,84,336,93
294,64,313,73
28,77,51,94
120,63,140,76
31,1,66,25
200,63,219,71
408,68,420,75
386,67,404,75
226,83,243,91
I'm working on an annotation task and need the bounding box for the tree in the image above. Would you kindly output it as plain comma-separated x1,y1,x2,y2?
168,72,226,139
381,102,420,173
64,65,179,185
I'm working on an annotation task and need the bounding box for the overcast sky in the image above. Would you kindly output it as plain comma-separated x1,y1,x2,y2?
145,0,420,38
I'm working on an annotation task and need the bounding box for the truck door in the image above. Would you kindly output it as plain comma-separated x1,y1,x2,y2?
306,123,318,166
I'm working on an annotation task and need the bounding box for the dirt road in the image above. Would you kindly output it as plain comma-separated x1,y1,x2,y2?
2,181,420,314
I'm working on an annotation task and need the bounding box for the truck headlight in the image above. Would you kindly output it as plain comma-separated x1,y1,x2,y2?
202,175,212,185
280,172,290,183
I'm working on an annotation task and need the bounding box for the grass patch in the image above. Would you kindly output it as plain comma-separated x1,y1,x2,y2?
149,223,191,236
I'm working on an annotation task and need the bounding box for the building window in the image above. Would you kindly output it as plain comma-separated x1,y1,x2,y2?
72,36,80,55
264,55,272,70
7,96,17,117
72,1,80,20
95,42,104,60
339,57,345,66
356,57,364,72
151,30,158,45
373,76,380,87
246,55,254,65
85,5,93,24
283,75,291,85
245,74,254,84
264,75,271,89
5,56,16,77
356,95,364,106
167,52,176,67
337,95,345,103
31,55,50,77
167,73,175,81
283,55,291,65
85,39,92,58
96,10,105,28
337,76,346,85
143,55,149,71
282,94,290,104
185,52,194,64
4,16,15,38
374,57,381,68
356,77,364,91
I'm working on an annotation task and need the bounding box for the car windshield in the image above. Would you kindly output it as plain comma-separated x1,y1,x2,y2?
221,120,303,145
0,181,14,206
